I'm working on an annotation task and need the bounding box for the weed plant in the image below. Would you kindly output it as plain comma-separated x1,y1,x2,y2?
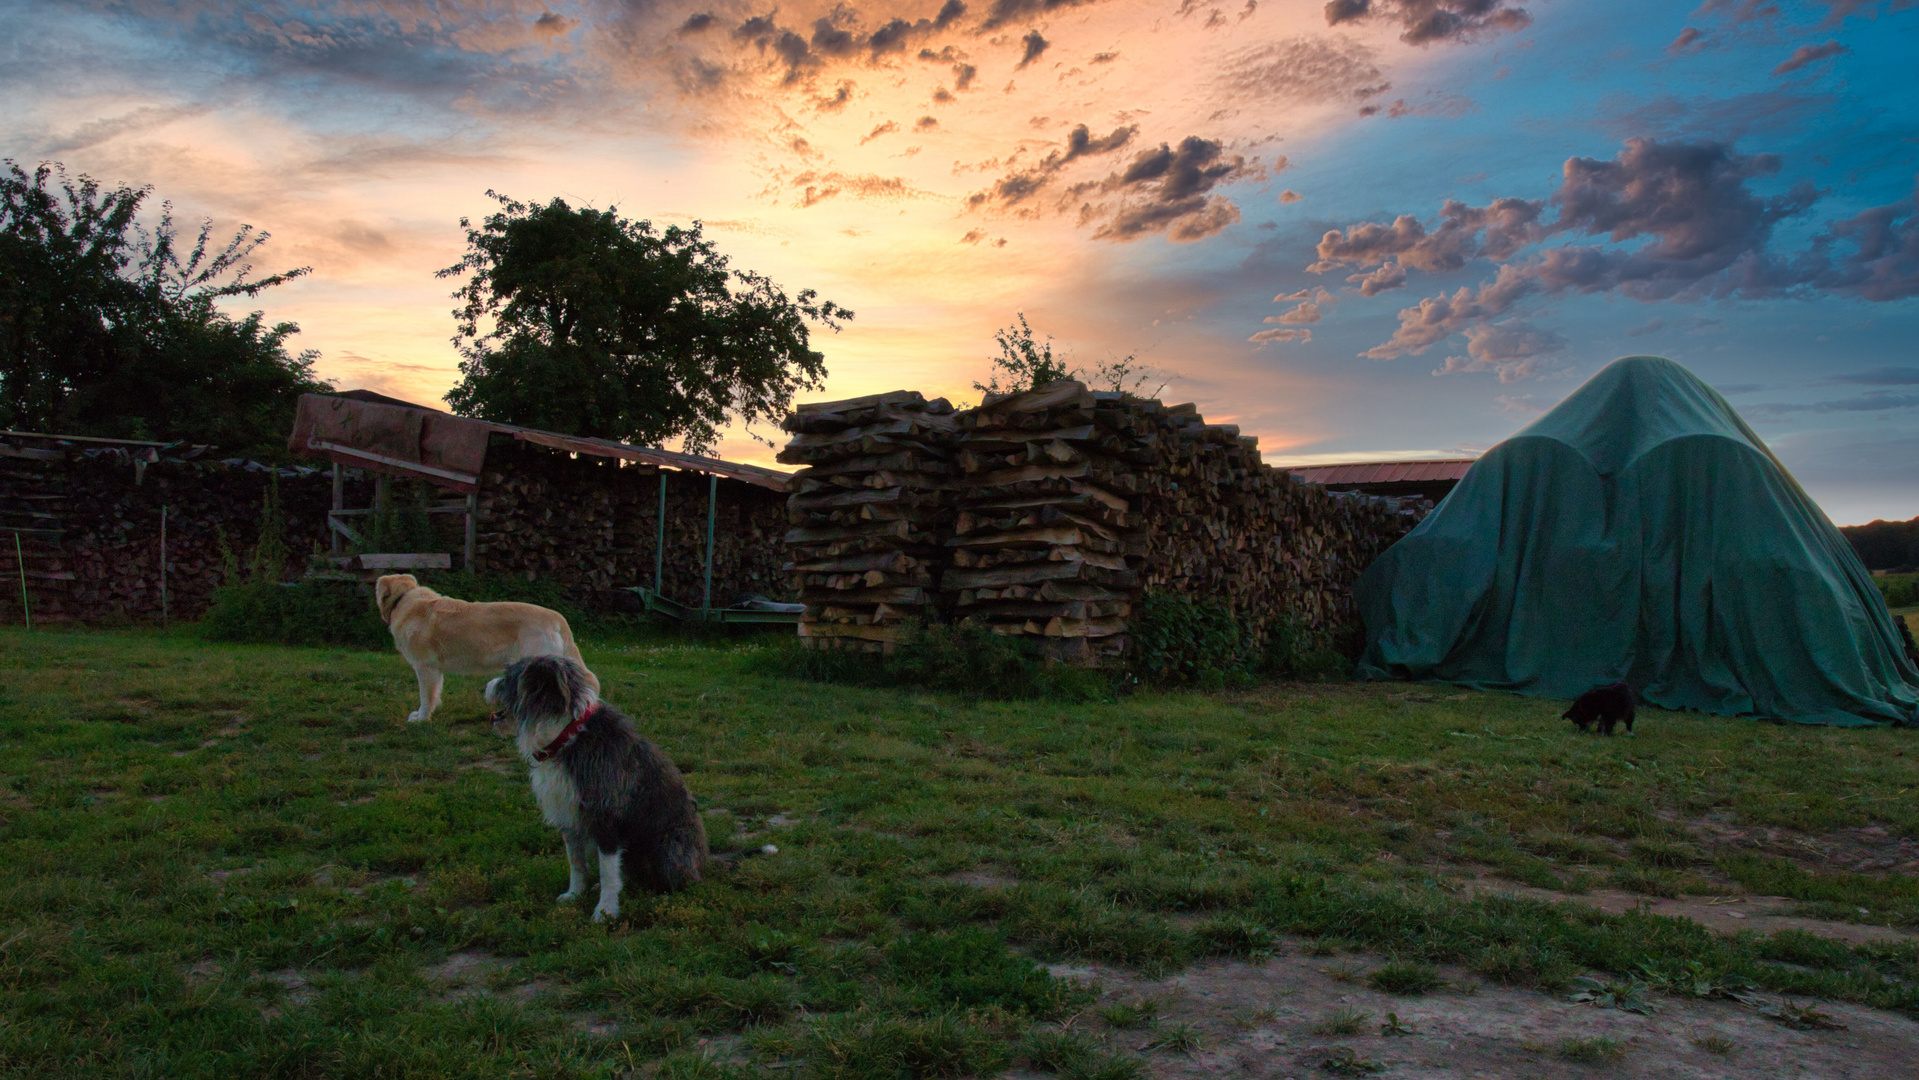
1557,1036,1627,1064
3,627,1919,1077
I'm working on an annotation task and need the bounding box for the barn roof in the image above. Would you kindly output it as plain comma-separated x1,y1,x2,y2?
1283,459,1477,487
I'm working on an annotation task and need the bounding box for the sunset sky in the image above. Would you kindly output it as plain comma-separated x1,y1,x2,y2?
4,0,1916,523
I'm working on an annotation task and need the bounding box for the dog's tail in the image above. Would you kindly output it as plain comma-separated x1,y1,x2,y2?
711,844,780,866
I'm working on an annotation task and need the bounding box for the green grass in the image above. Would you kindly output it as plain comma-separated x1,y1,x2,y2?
2,626,1918,1077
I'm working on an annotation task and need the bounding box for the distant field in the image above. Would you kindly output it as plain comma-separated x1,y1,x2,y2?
1,627,1916,1078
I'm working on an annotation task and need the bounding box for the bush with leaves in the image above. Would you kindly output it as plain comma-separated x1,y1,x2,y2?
0,160,327,459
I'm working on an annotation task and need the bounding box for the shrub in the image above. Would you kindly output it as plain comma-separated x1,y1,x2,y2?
1126,592,1245,688
201,581,388,649
1875,572,1919,609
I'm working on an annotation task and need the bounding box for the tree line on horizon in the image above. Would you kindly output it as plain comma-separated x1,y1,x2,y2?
3,160,1173,468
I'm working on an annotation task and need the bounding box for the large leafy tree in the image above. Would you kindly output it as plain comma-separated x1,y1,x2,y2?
439,193,851,453
0,160,328,458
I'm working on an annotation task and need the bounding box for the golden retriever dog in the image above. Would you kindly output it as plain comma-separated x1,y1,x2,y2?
375,574,598,723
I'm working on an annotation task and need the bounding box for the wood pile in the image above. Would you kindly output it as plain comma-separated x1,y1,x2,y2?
476,440,790,610
948,381,1145,662
778,390,959,651
777,380,1423,664
0,446,350,624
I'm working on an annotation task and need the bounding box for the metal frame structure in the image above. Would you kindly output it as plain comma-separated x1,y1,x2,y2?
290,394,796,620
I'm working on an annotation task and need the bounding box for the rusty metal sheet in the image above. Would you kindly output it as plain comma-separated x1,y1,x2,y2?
1286,459,1476,486
510,430,791,491
289,392,793,492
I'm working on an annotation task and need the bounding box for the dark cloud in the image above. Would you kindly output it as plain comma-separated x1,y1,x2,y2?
967,122,1137,208
1091,51,1118,63
1328,143,1919,369
1017,30,1050,69
968,129,1250,242
532,12,576,35
1091,137,1255,242
1771,40,1848,76
1323,0,1532,45
933,86,955,102
961,228,988,243
815,80,856,110
679,13,717,34
979,0,1107,32
810,16,860,58
1220,38,1390,106
869,1,968,57
916,115,940,130
1835,367,1919,386
1665,26,1707,54
1809,180,1919,300
953,63,978,89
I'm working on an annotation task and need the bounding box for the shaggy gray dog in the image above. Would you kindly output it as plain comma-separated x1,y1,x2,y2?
486,655,710,920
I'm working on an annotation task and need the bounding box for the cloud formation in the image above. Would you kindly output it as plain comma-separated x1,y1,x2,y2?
967,122,1138,209
1322,0,1532,45
1220,38,1390,106
1084,137,1257,242
1772,40,1848,76
1249,327,1312,344
1311,140,1919,373
1430,320,1566,382
1834,366,1919,386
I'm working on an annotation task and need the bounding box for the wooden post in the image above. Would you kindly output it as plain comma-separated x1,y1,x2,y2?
655,470,667,596
159,505,169,630
330,460,343,554
13,532,27,631
702,472,717,614
464,490,478,571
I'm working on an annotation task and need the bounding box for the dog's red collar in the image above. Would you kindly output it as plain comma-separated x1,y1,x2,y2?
532,705,601,763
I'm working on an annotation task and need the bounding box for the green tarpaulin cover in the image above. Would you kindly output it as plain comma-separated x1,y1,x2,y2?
1356,355,1919,727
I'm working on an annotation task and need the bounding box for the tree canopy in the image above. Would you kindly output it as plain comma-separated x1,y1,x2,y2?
0,160,328,459
439,193,851,454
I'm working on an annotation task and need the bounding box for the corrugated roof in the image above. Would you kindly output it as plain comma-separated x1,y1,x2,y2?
1285,458,1477,486
288,393,793,492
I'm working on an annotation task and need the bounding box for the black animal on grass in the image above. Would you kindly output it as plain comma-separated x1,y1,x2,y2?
487,655,766,920
1563,681,1636,736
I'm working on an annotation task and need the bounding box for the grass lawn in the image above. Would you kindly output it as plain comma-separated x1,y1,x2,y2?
1,625,1917,1078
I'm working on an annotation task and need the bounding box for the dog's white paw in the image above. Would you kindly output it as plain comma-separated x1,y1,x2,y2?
557,890,580,903
592,902,619,923
406,710,427,723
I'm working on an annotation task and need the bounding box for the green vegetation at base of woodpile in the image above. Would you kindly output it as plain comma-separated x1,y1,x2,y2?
3,627,1917,1078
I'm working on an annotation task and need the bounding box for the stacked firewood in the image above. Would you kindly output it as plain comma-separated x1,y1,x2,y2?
778,390,959,651
476,441,790,609
0,450,349,624
947,381,1146,663
777,380,1422,664
1123,399,1412,648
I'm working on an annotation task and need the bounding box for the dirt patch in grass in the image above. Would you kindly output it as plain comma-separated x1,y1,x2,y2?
1043,942,1919,1079
1691,816,1919,877
1460,876,1918,947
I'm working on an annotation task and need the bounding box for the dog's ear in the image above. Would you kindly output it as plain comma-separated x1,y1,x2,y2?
375,574,417,624
506,656,577,718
